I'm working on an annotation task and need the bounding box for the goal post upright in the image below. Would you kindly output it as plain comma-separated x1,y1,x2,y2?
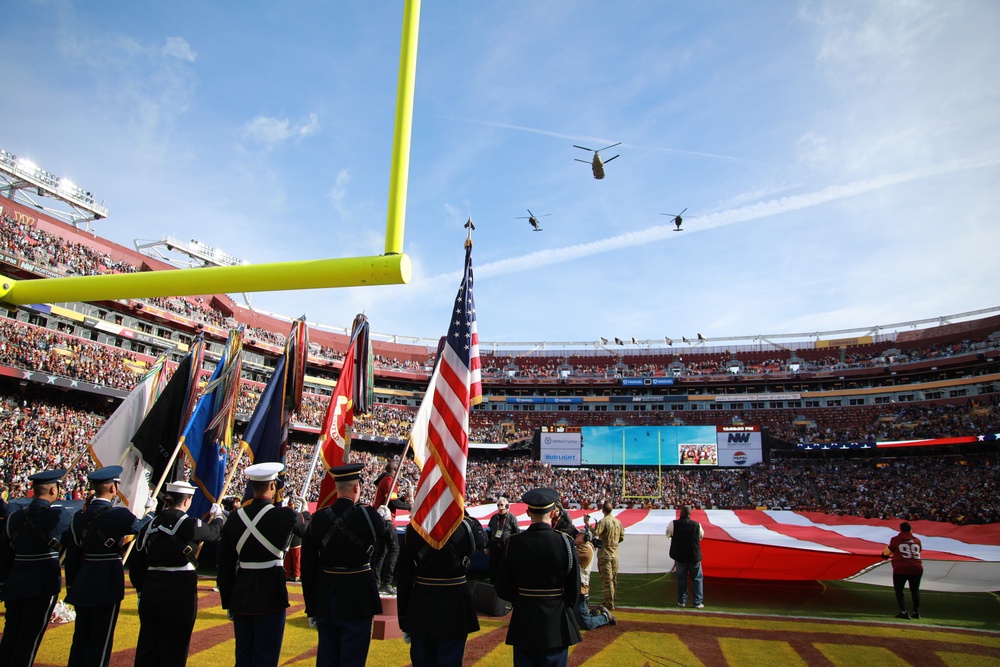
0,0,422,307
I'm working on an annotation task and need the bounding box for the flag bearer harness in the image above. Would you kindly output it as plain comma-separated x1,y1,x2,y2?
235,504,288,570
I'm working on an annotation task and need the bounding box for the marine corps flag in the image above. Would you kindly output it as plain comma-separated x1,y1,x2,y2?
409,238,482,549
315,314,373,509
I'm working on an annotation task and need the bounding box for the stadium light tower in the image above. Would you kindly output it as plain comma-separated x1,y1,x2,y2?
0,0,420,306
0,148,109,229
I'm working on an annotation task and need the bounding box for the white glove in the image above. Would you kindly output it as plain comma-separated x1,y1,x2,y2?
308,616,318,629
210,504,225,520
376,505,392,522
402,631,411,645
144,497,157,512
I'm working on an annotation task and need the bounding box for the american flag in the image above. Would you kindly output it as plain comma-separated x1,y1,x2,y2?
408,241,482,549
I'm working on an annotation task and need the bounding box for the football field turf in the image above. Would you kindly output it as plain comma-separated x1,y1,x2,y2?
6,574,999,666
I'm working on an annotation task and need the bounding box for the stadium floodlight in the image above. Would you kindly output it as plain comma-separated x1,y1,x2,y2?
0,151,108,225
0,0,420,306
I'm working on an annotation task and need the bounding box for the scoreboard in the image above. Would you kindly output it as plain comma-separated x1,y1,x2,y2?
536,424,763,467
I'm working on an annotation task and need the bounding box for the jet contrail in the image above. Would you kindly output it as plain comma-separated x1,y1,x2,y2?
439,115,763,163
430,152,1000,283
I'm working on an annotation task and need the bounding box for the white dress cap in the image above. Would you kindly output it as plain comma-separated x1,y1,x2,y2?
165,480,197,495
245,462,285,482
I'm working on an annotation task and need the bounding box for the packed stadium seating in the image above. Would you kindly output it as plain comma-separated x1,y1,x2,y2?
1,202,999,526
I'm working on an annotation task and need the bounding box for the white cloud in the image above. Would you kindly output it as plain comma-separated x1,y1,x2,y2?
162,36,196,62
242,113,321,150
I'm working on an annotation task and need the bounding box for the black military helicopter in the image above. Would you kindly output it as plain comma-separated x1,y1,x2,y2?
574,142,620,179
516,209,551,232
661,208,688,231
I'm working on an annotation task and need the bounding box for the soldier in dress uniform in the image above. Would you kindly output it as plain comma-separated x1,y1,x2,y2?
130,480,225,666
0,468,72,667
64,465,140,667
396,509,487,667
496,488,582,667
301,463,393,667
217,462,306,667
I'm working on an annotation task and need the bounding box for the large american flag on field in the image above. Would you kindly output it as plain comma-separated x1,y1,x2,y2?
408,240,482,549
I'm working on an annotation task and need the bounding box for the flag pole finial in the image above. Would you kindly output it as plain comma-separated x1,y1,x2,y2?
464,218,475,247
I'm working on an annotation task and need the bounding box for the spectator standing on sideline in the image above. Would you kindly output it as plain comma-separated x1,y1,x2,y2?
496,487,582,666
217,462,306,667
0,468,71,667
283,496,310,583
572,530,615,630
301,463,393,667
396,509,486,667
130,480,225,666
372,460,401,595
666,505,704,609
485,496,519,585
594,501,624,610
551,503,578,539
882,521,923,619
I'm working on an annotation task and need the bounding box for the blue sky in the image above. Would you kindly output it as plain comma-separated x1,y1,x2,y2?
3,1,998,346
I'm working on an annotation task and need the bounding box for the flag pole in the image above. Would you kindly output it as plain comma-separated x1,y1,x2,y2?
122,434,184,565
382,439,413,509
219,445,248,501
300,436,325,500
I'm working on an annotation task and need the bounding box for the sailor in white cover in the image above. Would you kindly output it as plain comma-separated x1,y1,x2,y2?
129,480,225,667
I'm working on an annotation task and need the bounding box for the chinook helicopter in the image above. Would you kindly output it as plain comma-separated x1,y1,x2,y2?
516,209,551,232
662,208,688,231
574,142,620,179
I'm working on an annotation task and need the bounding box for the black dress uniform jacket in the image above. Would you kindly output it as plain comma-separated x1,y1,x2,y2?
301,497,392,620
0,497,71,600
63,497,138,607
217,498,305,614
396,516,487,639
130,508,224,667
496,522,583,650
130,508,224,589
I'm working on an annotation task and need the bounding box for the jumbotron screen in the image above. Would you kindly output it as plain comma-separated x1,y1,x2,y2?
572,425,763,467
579,425,717,466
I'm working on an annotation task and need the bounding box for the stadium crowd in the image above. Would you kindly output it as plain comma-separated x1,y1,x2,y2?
2,214,999,526
2,385,998,525
5,211,998,384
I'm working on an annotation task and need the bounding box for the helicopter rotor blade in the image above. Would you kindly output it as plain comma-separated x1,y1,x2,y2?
678,207,688,216
573,145,594,152
574,158,591,164
604,154,620,164
598,142,622,152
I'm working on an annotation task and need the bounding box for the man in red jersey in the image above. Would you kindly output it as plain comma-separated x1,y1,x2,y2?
882,521,923,619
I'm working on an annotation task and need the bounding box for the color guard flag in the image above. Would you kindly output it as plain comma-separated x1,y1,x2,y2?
409,240,482,549
314,315,372,509
182,329,243,519
131,341,204,494
88,357,167,516
316,330,357,507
